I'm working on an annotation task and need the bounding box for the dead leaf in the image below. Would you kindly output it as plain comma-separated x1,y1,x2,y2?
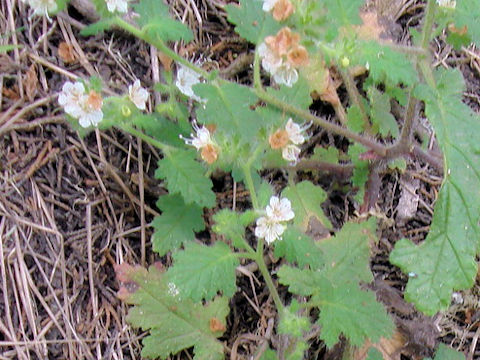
158,51,173,71
396,176,420,223
24,64,38,101
58,41,76,63
354,331,406,360
3,84,20,100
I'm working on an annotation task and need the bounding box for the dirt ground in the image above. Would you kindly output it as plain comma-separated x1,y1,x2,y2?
1,0,480,359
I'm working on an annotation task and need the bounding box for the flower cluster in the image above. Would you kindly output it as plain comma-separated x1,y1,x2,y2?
262,0,294,21
255,196,294,244
258,27,309,87
58,81,103,128
22,0,57,20
175,65,204,102
128,79,149,110
269,118,310,163
105,0,129,13
181,120,219,164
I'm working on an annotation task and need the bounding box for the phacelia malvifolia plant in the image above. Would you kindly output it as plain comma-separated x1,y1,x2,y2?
52,0,480,358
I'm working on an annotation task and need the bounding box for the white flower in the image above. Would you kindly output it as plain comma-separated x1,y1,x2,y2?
266,196,294,222
436,0,455,9
176,65,203,101
105,0,128,12
285,118,310,145
128,79,149,110
272,63,298,87
26,0,57,19
282,144,301,163
262,0,278,11
77,90,103,128
58,81,103,128
258,42,283,76
181,120,213,150
58,81,86,118
255,216,286,244
255,195,294,244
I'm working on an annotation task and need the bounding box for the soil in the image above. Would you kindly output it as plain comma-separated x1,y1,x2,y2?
1,0,480,359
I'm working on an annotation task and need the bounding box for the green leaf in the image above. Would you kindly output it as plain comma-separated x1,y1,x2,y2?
80,18,115,36
259,348,279,360
133,113,185,147
279,300,311,337
282,181,332,232
311,147,340,164
274,227,324,269
454,1,480,47
155,149,216,208
314,279,393,347
257,78,313,130
347,105,365,133
354,41,417,86
277,266,320,296
349,143,369,203
167,242,239,301
117,263,228,360
194,82,260,144
433,343,465,360
367,86,399,138
226,0,281,44
212,209,255,250
152,194,205,256
134,0,193,42
324,0,363,26
391,68,480,315
318,219,377,284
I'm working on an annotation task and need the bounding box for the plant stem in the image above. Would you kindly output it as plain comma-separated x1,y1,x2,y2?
113,17,209,78
420,0,437,51
120,123,174,155
241,164,284,312
399,90,417,146
254,86,387,156
242,164,259,210
340,68,370,132
256,237,285,312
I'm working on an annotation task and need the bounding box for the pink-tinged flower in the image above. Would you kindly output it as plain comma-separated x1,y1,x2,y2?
255,195,294,244
128,79,149,110
269,118,310,163
180,121,218,164
105,0,128,13
258,28,308,87
58,81,103,128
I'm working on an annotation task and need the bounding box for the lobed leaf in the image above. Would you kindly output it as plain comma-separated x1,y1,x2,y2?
274,227,324,269
391,68,480,315
278,219,393,347
152,194,205,256
432,343,465,360
367,86,399,138
212,209,256,250
194,82,260,144
313,279,393,348
155,149,216,208
116,263,228,360
226,0,281,45
282,181,332,232
167,242,239,301
134,0,193,42
454,0,480,47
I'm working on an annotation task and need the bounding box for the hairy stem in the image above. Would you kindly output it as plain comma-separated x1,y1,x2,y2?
120,123,174,155
340,69,370,132
113,17,208,78
254,86,387,156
